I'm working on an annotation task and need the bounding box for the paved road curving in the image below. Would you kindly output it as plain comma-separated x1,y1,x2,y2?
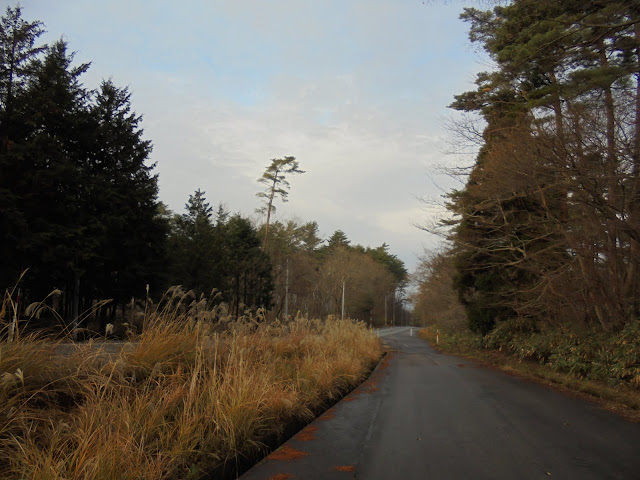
240,327,640,479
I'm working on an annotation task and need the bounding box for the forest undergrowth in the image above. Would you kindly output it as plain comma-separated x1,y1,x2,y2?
0,289,382,480
419,322,640,420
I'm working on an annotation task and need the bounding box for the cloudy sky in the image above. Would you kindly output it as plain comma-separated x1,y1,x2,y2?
19,0,487,272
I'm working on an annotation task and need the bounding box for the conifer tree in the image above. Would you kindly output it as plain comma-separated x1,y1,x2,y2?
256,156,304,250
0,5,46,289
168,189,221,297
446,0,640,331
87,79,166,317
0,7,166,323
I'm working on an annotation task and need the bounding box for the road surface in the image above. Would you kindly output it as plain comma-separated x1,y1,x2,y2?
240,326,640,479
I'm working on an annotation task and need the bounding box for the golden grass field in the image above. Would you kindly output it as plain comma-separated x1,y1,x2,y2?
0,292,382,480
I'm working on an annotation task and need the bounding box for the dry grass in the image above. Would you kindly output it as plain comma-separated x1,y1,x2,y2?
0,293,381,480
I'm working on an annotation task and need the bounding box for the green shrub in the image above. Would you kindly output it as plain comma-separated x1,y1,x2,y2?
481,320,640,388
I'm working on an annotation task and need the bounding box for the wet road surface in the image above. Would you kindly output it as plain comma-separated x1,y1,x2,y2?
240,327,640,479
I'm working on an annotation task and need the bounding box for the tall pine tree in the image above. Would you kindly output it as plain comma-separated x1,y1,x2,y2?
0,7,166,326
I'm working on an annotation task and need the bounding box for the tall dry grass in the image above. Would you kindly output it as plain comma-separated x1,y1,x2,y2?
0,290,381,479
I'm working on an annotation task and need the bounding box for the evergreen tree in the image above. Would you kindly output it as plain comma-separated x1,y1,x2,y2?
0,5,45,143
167,191,274,315
446,0,640,331
0,5,46,290
0,7,166,325
86,79,166,318
327,230,350,249
256,156,304,250
13,39,92,305
365,243,408,287
223,215,273,316
168,189,221,297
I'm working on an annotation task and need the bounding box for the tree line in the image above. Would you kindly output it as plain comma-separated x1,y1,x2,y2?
0,6,408,331
263,224,408,324
168,199,409,325
414,0,640,334
0,6,166,327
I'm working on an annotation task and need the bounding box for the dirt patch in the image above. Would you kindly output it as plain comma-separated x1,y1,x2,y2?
353,351,393,395
294,424,318,442
331,465,356,472
375,352,393,372
342,393,361,402
361,381,379,393
269,445,309,461
268,474,294,480
317,407,336,421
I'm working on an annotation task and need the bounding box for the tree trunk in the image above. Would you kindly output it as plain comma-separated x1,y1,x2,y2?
597,37,625,327
626,19,640,317
549,69,569,222
262,172,279,250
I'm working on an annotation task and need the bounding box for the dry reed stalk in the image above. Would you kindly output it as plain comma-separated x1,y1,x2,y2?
0,293,381,480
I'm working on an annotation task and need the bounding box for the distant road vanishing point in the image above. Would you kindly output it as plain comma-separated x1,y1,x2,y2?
241,326,640,479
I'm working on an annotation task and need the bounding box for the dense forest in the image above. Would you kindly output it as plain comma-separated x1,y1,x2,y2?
415,0,640,337
0,6,408,333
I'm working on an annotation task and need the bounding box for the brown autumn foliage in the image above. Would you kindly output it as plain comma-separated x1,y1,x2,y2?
439,1,640,333
263,221,405,326
411,249,466,330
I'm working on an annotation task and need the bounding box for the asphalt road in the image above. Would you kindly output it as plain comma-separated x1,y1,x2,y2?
240,327,640,479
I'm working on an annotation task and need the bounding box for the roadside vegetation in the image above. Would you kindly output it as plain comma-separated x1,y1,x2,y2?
414,250,640,418
419,323,640,420
414,1,640,417
0,289,382,480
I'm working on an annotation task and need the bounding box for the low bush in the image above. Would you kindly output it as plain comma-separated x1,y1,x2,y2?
454,318,640,388
420,321,640,417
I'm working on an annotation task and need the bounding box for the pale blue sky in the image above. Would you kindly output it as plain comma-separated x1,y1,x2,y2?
18,0,488,272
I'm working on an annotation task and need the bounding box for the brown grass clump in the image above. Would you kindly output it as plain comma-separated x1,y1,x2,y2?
0,294,381,480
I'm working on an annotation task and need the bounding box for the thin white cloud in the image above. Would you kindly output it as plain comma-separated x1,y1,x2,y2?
19,0,487,271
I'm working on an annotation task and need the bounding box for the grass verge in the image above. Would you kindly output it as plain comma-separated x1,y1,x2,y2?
419,326,640,422
0,300,381,480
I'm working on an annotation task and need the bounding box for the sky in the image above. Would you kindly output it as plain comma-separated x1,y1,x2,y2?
17,0,488,273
